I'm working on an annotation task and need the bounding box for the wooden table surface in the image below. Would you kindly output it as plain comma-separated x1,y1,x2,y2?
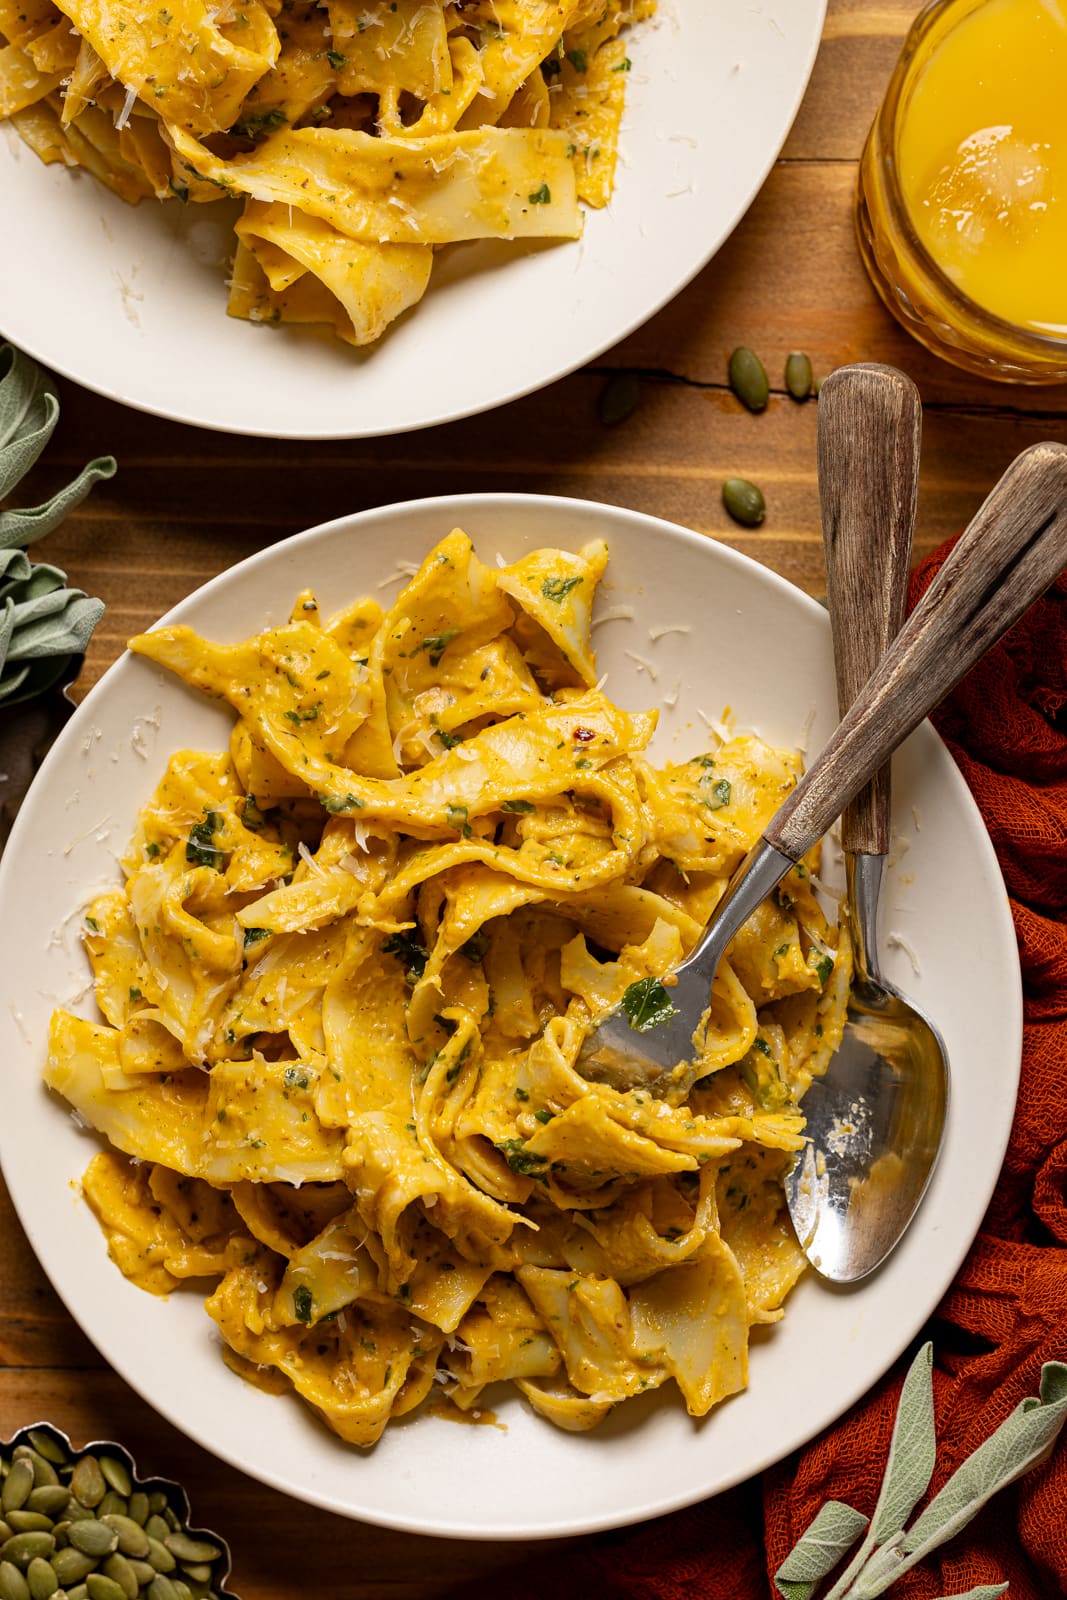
2,1,1064,1593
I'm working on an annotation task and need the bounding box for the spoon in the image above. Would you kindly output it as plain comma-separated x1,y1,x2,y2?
782,363,949,1283
577,438,1067,1109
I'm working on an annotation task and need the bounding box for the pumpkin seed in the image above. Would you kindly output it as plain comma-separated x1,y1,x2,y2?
597,373,641,427
125,1501,148,1533
170,1584,192,1600
99,1555,137,1600
23,1441,64,1471
61,1508,93,1527
84,1578,126,1600
16,1460,56,1496
145,1499,166,1521
98,1521,147,1564
178,1565,211,1585
722,477,766,528
25,1559,57,1600
66,1588,88,1600
0,1560,30,1600
147,1578,180,1600
94,1469,128,1508
69,1464,105,1514
0,1534,55,1569
142,1521,168,1550
25,1493,69,1521
159,1536,217,1568
127,1563,155,1586
0,1531,9,1549
2,1465,34,1518
50,1551,95,1587
728,347,769,412
144,1541,174,1576
4,1520,52,1538
67,1524,116,1561
92,1504,123,1531
784,350,813,401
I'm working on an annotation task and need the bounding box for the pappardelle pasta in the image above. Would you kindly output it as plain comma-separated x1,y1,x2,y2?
45,532,851,1444
0,0,653,348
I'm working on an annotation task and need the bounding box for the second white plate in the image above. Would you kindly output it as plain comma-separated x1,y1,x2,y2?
0,0,825,437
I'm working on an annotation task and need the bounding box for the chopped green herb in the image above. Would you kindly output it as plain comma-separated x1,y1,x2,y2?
244,926,271,947
459,930,490,963
565,47,587,70
293,1285,314,1323
168,179,189,203
186,810,226,870
501,798,536,813
321,792,364,813
542,574,583,602
382,931,430,985
446,803,472,838
284,1066,310,1089
85,916,100,933
515,1087,530,1102
413,628,461,666
808,949,834,986
534,1108,553,1124
435,728,462,750
283,704,320,724
527,181,552,204
611,55,631,70
128,986,142,1000
621,976,677,1032
703,778,732,811
241,793,266,830
497,1138,548,1176
326,48,347,67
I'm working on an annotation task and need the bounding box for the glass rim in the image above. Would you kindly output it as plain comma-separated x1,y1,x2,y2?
875,0,1067,360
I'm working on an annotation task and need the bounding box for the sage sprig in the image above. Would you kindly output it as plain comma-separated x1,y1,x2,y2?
0,343,114,706
775,1342,1067,1600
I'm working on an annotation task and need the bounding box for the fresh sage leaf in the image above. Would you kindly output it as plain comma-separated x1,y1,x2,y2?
773,1500,868,1595
0,455,116,550
868,1342,937,1540
0,343,111,705
620,976,677,1031
899,1360,1067,1566
9,594,104,659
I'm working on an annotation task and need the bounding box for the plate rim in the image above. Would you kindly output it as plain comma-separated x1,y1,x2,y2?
0,490,1022,1540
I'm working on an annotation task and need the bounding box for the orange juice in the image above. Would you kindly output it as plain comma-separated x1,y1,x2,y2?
897,0,1067,336
855,0,1067,381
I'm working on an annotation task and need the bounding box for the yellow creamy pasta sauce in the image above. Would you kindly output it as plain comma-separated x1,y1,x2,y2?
46,533,850,1445
897,0,1067,333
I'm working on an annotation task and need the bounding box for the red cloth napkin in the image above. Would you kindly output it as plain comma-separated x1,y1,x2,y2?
459,545,1067,1600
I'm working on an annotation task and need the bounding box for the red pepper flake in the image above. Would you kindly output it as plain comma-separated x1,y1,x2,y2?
572,726,596,743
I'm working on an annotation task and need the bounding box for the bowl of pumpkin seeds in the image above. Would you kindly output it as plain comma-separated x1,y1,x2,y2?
0,1424,236,1600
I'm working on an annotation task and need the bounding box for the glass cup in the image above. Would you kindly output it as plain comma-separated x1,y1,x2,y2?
855,0,1067,384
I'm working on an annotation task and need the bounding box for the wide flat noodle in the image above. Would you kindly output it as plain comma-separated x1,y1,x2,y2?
165,122,581,245
45,530,850,1445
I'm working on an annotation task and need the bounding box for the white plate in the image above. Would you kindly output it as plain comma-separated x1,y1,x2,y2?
0,1,825,439
0,494,1020,1540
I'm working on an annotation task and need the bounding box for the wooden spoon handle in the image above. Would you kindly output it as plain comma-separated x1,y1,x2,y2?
817,364,921,857
766,439,1067,862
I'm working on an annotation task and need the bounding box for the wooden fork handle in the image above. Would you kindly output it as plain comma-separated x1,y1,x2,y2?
765,439,1067,862
817,364,921,858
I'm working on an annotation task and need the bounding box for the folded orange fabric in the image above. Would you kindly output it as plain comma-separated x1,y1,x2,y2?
463,546,1067,1599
